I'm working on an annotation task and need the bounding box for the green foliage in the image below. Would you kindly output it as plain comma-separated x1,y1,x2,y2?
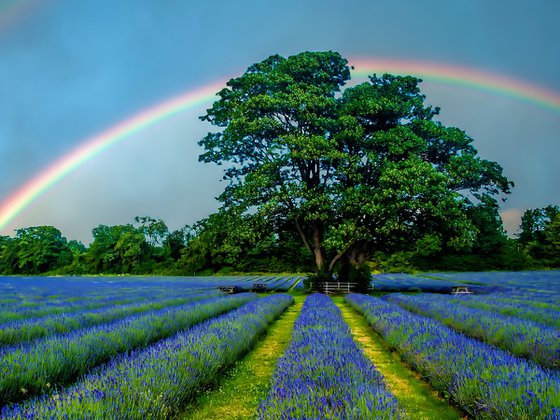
0,226,72,274
0,235,19,274
374,251,416,273
85,224,148,274
542,214,560,266
0,218,185,276
518,205,559,246
0,205,551,275
415,234,442,257
178,209,313,274
134,216,169,247
516,205,560,266
199,50,513,277
164,228,188,261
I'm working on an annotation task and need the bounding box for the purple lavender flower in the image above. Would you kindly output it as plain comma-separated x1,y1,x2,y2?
258,293,401,419
346,293,560,419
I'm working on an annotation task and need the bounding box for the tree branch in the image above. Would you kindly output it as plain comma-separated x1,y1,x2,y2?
327,239,355,272
295,218,313,256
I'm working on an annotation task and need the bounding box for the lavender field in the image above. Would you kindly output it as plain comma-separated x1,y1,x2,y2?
0,272,559,419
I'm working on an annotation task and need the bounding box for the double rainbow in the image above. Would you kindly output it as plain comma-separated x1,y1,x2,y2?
1,58,559,231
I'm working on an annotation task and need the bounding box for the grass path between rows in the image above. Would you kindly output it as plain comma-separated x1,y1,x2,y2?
333,296,465,420
182,294,305,420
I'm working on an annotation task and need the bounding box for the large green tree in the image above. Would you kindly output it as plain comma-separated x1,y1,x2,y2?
199,51,512,280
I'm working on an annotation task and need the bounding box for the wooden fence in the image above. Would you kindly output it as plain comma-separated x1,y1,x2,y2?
312,282,358,294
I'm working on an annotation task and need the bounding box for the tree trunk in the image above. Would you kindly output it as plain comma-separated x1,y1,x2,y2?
312,221,326,273
328,242,372,292
349,240,369,266
337,252,351,282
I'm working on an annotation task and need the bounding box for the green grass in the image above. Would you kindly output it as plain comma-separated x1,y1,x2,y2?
181,295,305,419
332,296,465,420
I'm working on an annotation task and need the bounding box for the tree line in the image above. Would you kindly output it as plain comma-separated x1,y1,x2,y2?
0,205,558,276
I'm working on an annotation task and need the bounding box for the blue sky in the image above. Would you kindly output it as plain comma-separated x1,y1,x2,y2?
0,0,559,243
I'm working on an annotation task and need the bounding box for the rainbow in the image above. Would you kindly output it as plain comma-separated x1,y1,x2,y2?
350,58,560,113
0,81,226,231
1,58,559,232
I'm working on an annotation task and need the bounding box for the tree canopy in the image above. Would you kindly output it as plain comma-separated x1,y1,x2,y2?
518,205,560,263
199,51,513,281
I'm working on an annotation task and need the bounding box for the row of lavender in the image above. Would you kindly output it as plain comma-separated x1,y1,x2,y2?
425,271,560,305
0,277,217,323
258,293,401,419
346,293,560,419
372,271,560,304
0,292,226,348
0,275,303,323
0,288,405,419
217,275,304,290
0,294,257,407
2,294,294,419
444,293,560,328
386,293,560,369
0,276,300,309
